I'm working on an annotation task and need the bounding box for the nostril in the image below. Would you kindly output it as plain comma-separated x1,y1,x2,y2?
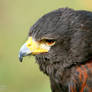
27,44,31,47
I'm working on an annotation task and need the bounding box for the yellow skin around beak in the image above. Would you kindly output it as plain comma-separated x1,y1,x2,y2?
19,36,55,62
26,37,50,54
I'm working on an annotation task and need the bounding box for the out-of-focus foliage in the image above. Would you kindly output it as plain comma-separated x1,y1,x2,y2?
0,0,91,92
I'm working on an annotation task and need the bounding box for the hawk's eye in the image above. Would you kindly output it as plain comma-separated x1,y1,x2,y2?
45,39,55,43
41,39,56,46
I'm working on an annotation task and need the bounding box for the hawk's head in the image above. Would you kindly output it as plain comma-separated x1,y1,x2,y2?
19,8,92,75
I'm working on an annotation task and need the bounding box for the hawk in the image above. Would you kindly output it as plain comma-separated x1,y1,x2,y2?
19,8,92,92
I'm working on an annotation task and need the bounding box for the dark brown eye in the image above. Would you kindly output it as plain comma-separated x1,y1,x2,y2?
45,39,55,43
39,39,56,46
44,39,56,46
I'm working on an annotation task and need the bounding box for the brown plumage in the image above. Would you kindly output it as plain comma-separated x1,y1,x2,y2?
19,8,92,92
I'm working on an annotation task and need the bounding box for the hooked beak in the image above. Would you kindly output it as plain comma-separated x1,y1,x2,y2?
19,37,51,62
19,43,31,62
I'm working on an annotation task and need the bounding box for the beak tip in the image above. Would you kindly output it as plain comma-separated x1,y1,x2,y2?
18,53,23,62
19,57,23,62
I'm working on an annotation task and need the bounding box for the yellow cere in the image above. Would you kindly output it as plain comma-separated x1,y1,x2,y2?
26,37,50,54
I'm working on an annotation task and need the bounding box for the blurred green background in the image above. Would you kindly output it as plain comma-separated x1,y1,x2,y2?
0,0,92,92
